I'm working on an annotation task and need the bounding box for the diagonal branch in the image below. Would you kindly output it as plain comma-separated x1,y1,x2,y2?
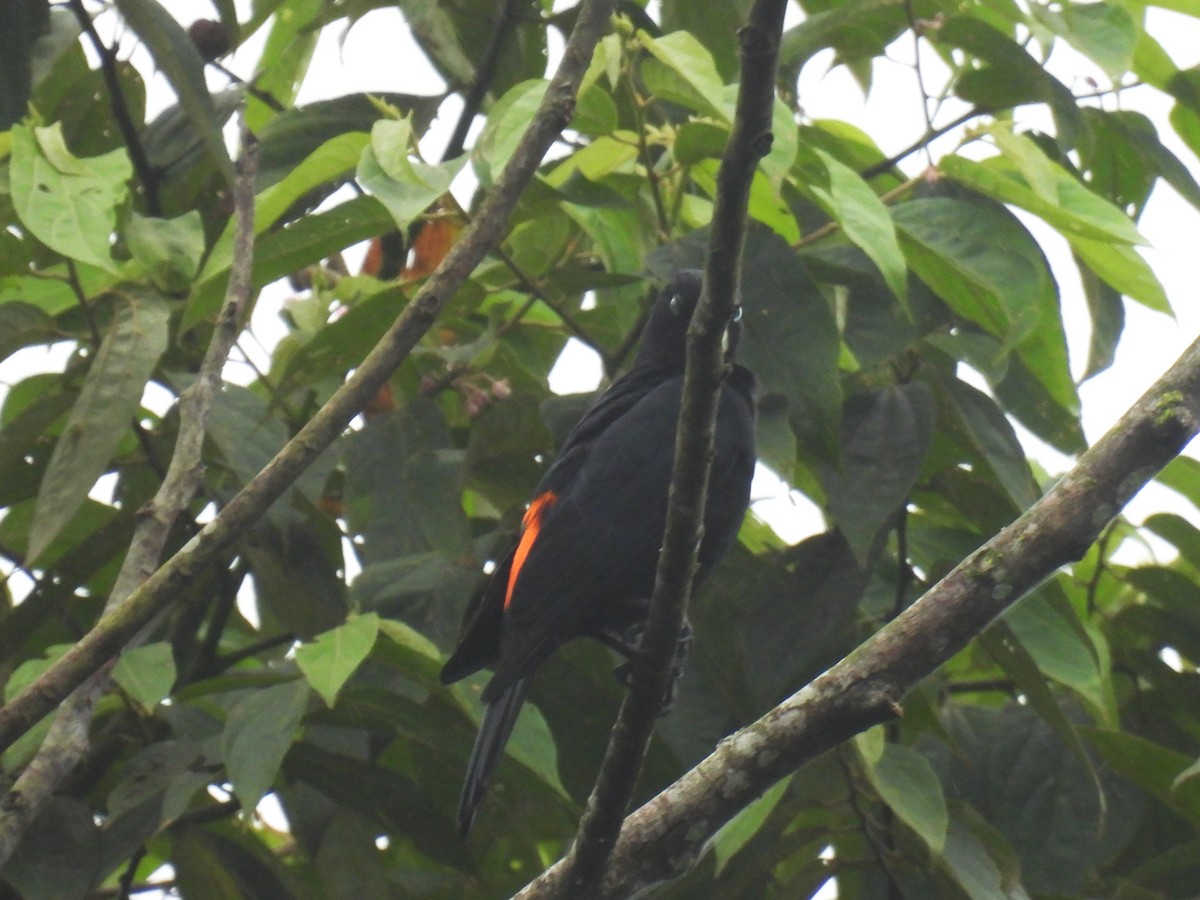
0,120,259,865
518,319,1200,899
551,1,788,894
0,0,616,757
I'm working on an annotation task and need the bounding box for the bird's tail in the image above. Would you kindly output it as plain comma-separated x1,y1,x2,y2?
458,676,529,837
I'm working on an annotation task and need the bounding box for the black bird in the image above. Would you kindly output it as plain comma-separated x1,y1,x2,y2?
440,270,757,836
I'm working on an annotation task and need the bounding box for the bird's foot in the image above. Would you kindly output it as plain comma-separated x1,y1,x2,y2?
608,621,692,715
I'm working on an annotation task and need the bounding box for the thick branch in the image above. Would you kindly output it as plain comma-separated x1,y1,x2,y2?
0,0,616,756
519,325,1200,899
554,1,787,894
0,125,258,864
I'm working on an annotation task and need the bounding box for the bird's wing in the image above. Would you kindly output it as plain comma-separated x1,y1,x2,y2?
487,377,686,690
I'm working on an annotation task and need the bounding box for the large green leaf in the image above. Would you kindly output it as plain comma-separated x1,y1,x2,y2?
186,194,394,330
937,17,1081,139
472,79,547,187
113,0,235,185
796,146,908,306
28,291,169,562
638,29,729,119
244,0,321,131
822,382,935,563
940,155,1146,245
1078,256,1125,380
927,705,1143,894
892,197,1054,351
221,678,310,812
1072,234,1171,314
857,733,949,853
9,123,131,272
710,778,789,875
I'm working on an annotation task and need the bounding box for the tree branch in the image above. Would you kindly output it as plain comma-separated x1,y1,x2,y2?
0,0,616,757
518,322,1200,899
551,1,787,894
0,122,259,865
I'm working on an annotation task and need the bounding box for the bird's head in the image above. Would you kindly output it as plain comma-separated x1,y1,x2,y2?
635,269,744,372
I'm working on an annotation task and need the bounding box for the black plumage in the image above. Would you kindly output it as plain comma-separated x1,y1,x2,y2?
440,270,757,836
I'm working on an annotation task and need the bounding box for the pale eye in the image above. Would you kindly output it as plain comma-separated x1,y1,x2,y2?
669,293,684,315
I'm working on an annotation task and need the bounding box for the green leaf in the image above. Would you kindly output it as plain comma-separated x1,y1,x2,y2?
857,738,949,853
981,622,1106,807
939,375,1040,512
1033,2,1137,81
1079,257,1125,380
1157,455,1200,510
296,613,381,707
126,210,204,293
9,123,131,272
394,0,476,88
221,679,310,812
1004,594,1109,715
711,778,789,875
638,30,728,119
0,798,99,900
1144,513,1200,572
112,642,177,711
358,119,467,232
661,0,753,81
941,154,1146,245
186,194,394,331
801,146,908,307
1072,234,1171,314
1083,728,1200,823
937,17,1081,139
893,197,1054,350
244,0,320,131
28,291,169,562
939,805,1027,900
472,79,546,187
192,130,371,296
113,0,235,185
255,92,441,189
822,383,935,563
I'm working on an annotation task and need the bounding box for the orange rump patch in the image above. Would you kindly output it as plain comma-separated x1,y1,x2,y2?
505,491,557,610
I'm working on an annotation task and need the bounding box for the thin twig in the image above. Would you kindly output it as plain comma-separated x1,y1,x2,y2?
555,1,788,893
0,120,259,866
66,260,102,347
0,0,617,758
442,0,528,162
859,107,985,181
69,0,161,214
